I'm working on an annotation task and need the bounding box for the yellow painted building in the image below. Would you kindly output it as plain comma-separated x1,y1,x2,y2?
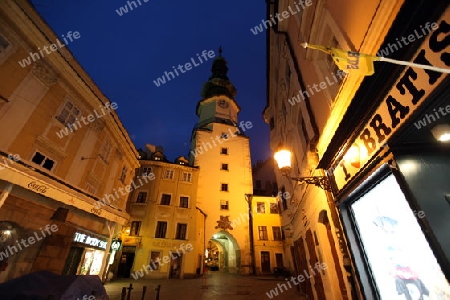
251,196,285,275
265,0,450,299
0,0,139,282
188,52,254,275
119,145,202,279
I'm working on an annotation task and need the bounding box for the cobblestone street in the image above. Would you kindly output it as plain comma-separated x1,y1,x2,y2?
104,271,308,300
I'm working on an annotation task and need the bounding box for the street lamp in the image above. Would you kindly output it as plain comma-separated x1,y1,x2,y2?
273,148,332,192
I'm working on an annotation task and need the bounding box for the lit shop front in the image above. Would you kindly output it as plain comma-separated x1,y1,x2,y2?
63,231,108,276
320,5,450,300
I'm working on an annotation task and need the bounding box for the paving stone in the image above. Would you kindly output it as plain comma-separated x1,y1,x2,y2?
104,271,308,300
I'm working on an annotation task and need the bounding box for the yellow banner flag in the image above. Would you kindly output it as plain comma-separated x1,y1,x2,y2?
302,43,380,76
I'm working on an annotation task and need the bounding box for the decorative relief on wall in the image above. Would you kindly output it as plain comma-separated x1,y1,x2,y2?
32,61,58,87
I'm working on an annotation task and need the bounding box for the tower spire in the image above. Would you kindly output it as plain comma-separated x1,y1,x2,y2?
201,46,237,99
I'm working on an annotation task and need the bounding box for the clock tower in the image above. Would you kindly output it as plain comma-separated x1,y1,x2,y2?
189,48,253,274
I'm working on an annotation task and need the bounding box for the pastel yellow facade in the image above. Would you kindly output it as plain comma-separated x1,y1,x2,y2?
189,55,254,274
0,0,138,282
120,151,201,279
251,196,284,275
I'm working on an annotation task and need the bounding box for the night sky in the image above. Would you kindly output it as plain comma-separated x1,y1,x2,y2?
30,0,270,163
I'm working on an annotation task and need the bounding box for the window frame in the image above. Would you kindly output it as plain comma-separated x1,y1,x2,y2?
149,251,161,270
221,183,228,192
220,147,228,155
175,223,187,240
164,169,174,180
155,221,167,238
141,166,152,176
221,163,229,171
31,151,56,171
270,202,280,214
256,202,266,214
130,221,141,236
119,166,127,183
258,226,268,240
99,139,112,163
136,191,148,204
56,100,81,127
272,226,282,241
160,193,171,205
220,200,229,210
179,196,189,208
181,172,192,183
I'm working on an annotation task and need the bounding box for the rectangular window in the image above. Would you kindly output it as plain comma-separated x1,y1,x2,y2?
257,202,266,214
179,196,189,208
182,172,192,182
149,251,161,270
175,223,187,240
130,221,141,236
119,166,127,183
141,166,152,176
220,200,229,210
164,169,174,179
136,192,147,203
155,221,167,238
270,203,280,214
56,101,80,126
32,152,55,171
99,140,112,162
160,194,171,205
221,163,228,171
258,226,268,240
220,148,228,155
273,226,282,241
221,183,228,192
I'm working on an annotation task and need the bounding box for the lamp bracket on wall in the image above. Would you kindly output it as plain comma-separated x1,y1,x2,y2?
285,175,332,191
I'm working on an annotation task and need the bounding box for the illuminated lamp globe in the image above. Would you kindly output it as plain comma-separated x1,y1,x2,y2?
274,149,293,174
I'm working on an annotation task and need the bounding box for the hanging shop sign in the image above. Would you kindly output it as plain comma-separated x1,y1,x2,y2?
73,231,108,250
111,239,122,251
333,8,450,190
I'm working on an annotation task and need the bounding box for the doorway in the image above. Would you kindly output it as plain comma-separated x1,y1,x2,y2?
169,253,183,279
117,252,135,278
62,246,84,275
275,253,284,268
261,251,271,273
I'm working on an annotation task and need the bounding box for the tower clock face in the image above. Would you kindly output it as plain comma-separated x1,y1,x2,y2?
218,100,229,109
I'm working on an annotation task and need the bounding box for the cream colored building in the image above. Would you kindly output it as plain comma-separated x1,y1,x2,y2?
0,0,139,282
119,145,202,279
264,0,450,299
188,52,254,274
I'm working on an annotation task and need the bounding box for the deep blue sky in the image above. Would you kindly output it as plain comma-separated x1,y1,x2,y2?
30,0,270,163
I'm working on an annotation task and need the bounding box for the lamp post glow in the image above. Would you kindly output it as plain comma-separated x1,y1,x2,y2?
431,124,450,142
274,148,332,191
274,149,292,172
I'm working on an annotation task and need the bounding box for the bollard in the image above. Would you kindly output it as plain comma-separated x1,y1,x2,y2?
121,287,127,300
155,284,161,300
127,283,133,300
141,286,147,300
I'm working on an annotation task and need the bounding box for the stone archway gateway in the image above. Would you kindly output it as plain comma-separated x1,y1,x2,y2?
207,230,240,274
